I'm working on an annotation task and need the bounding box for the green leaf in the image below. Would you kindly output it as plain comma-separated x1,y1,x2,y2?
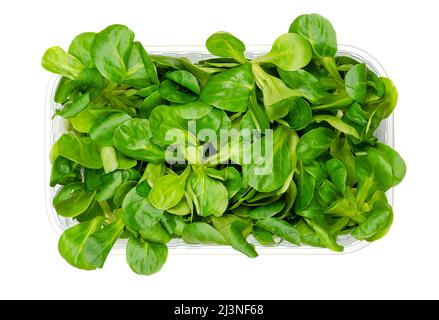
256,217,301,245
211,215,258,257
51,133,102,169
173,100,213,120
160,213,187,236
159,79,198,103
58,216,105,270
144,162,165,187
122,41,158,87
90,112,131,146
249,199,286,219
82,215,125,268
113,118,165,163
200,65,253,112
50,157,82,187
68,32,96,68
206,31,246,64
187,167,228,217
182,222,227,245
352,200,392,240
113,180,138,207
289,14,337,58
295,163,316,210
297,127,336,161
148,167,191,210
53,183,96,217
284,97,312,130
91,24,134,83
256,33,312,71
148,105,196,146
243,126,293,192
205,167,242,199
95,170,124,201
308,216,345,252
278,68,329,103
54,69,105,104
122,185,164,231
326,159,347,194
345,63,367,104
248,91,270,131
126,237,168,275
139,223,172,244
251,64,300,122
55,93,90,118
253,229,276,246
376,143,406,187
42,46,84,79
166,70,200,94
312,115,360,139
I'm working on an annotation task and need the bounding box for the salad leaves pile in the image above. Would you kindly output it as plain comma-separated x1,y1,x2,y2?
43,14,405,275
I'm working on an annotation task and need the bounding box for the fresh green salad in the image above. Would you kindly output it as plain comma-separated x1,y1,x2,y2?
43,14,405,275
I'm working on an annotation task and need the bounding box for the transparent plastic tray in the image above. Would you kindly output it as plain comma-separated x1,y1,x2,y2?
45,45,393,255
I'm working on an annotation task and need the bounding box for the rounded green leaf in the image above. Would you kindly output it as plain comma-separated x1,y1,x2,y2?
82,217,124,269
289,14,337,58
182,222,227,245
91,24,134,82
206,31,246,63
95,170,124,201
42,46,84,79
222,167,242,199
249,199,286,219
55,93,90,119
58,216,105,270
345,63,367,104
173,101,213,120
53,183,96,217
68,32,96,68
284,98,312,130
159,79,198,103
326,159,347,194
278,68,329,103
352,200,391,240
148,175,186,210
256,217,301,245
166,196,192,216
253,229,276,246
50,157,82,187
243,126,292,192
126,237,168,275
51,133,102,169
257,33,312,71
376,143,406,187
187,168,228,217
166,70,200,94
139,223,172,244
90,112,131,146
113,118,165,162
297,127,336,161
312,115,360,139
122,41,159,88
251,64,300,122
149,105,195,146
200,65,253,112
113,180,138,207
122,186,164,231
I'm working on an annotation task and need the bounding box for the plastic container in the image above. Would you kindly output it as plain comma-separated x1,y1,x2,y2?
45,44,392,255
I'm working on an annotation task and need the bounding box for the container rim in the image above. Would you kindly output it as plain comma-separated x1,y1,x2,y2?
44,44,393,256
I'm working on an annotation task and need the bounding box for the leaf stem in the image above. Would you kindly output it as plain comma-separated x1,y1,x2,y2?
97,200,113,221
321,57,345,87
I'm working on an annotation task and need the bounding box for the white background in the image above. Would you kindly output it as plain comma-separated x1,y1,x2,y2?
0,0,437,300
